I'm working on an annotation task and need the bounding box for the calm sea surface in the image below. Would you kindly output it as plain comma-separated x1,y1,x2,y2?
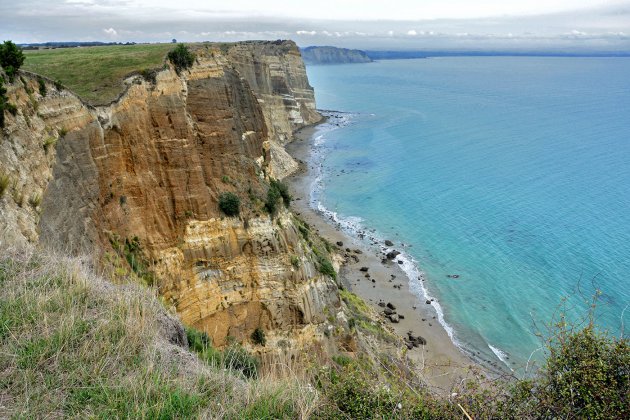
305,57,630,372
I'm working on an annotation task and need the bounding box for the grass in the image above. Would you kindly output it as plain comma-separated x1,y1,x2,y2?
0,245,321,418
22,44,175,105
0,172,9,197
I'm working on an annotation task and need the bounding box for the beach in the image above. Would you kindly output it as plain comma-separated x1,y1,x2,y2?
285,114,485,393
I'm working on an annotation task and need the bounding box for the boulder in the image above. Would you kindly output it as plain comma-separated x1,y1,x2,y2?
378,301,386,307
386,302,396,310
336,241,344,247
360,267,369,272
383,307,395,316
388,314,400,323
408,333,427,346
385,240,394,246
425,300,431,305
386,250,400,260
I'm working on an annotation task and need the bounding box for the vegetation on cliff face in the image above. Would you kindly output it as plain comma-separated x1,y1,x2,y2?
1,244,627,418
0,246,320,418
167,43,196,74
218,192,241,216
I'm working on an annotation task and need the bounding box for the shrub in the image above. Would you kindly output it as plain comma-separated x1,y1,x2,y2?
43,136,57,151
167,44,195,75
270,179,291,207
37,76,46,97
5,102,16,115
185,326,212,353
251,328,266,346
139,69,157,85
109,235,156,287
222,345,259,379
53,79,63,91
265,185,281,215
28,193,41,209
290,255,299,268
318,256,336,280
513,324,630,419
0,41,25,82
218,192,240,216
20,76,32,94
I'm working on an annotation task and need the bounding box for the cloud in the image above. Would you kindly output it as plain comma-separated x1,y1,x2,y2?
103,27,117,37
1,0,629,51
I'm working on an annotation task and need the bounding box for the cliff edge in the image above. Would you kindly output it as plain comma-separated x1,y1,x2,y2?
0,41,338,352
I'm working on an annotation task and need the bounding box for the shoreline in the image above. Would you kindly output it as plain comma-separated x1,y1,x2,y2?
285,112,488,393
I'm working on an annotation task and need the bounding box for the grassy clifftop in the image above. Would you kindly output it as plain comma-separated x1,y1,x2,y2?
22,44,174,105
0,246,317,418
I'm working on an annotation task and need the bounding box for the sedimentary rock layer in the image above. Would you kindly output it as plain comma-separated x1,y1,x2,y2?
0,40,338,349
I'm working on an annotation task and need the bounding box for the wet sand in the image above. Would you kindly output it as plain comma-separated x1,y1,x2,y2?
285,116,485,393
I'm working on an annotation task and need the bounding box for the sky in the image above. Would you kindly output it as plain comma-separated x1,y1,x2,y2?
1,0,629,51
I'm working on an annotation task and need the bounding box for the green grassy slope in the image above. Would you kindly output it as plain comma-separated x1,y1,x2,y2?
22,44,174,105
0,247,317,418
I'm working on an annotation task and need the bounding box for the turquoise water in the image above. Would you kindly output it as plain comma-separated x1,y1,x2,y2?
305,57,630,373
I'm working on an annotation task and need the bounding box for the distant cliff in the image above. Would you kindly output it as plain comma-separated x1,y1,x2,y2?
301,46,373,64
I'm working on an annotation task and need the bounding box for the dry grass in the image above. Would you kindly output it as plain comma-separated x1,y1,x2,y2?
0,245,321,418
0,172,9,197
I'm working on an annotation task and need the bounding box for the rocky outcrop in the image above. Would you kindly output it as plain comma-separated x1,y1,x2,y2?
301,46,373,65
0,41,338,351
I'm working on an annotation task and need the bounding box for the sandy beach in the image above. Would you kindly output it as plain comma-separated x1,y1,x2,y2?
285,115,488,393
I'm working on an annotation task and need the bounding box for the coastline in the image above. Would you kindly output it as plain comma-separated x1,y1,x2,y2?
285,112,486,393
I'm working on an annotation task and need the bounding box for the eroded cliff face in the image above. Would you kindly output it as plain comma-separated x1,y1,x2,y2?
226,41,322,179
0,41,338,351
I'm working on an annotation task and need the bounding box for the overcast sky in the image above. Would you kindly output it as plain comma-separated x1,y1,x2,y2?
1,0,629,51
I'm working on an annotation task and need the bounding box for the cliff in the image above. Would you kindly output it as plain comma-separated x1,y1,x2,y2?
301,46,373,65
0,41,338,351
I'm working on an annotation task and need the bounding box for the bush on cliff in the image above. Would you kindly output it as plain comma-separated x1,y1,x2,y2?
251,327,267,346
219,192,240,216
167,44,195,75
317,256,336,280
265,179,291,215
0,40,25,81
494,320,630,419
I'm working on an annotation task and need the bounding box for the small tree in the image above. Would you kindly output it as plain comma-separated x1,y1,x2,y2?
167,44,195,75
0,41,25,82
218,192,240,216
251,328,266,346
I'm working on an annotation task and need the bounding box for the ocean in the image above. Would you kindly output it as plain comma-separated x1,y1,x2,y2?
304,57,630,373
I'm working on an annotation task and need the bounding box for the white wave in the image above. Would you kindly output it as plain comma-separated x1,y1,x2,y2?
488,344,514,371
